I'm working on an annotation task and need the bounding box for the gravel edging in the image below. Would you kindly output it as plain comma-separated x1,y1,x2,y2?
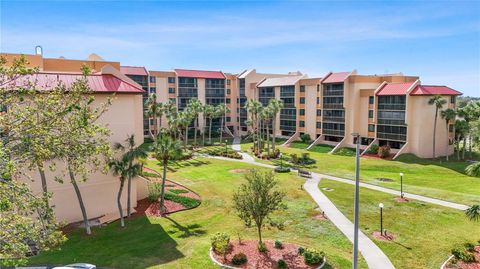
209,247,327,269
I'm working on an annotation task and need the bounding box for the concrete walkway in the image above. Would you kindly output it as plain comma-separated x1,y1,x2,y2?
305,174,396,269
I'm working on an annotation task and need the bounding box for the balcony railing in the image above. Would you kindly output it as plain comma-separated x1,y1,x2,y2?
377,132,407,141
323,104,344,109
377,104,406,110
280,114,296,120
322,129,345,136
377,119,405,125
280,125,296,131
323,90,344,96
322,116,345,123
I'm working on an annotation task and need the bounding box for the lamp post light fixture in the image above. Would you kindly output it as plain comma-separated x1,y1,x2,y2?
379,203,384,236
225,140,228,155
400,172,404,198
351,133,361,269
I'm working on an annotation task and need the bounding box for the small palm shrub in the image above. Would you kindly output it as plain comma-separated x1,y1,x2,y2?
368,144,379,154
378,145,391,158
277,259,288,269
274,166,291,173
451,247,476,263
231,253,247,265
303,248,325,265
258,241,267,252
274,240,283,249
300,134,311,143
298,246,305,255
147,182,162,202
211,232,230,254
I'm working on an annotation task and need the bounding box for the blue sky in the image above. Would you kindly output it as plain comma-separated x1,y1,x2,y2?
1,1,479,96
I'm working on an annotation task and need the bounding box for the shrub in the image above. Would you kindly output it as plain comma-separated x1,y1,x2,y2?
464,242,476,252
300,134,311,143
335,147,356,157
274,166,291,173
368,144,379,154
378,145,391,158
298,246,305,255
290,154,299,164
303,248,325,265
211,232,230,254
164,192,200,208
277,259,288,269
274,240,283,249
231,252,247,265
147,182,162,202
168,189,189,194
451,247,476,263
258,241,267,252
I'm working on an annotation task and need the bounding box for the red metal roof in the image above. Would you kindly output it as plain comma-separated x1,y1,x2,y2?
376,82,414,96
410,85,462,96
174,69,225,79
120,66,148,76
10,72,144,94
321,72,351,84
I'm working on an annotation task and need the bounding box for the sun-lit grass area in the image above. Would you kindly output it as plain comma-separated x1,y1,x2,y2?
240,141,480,205
319,178,480,269
29,158,366,269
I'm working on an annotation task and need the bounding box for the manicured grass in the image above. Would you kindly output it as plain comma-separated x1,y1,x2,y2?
240,141,480,205
29,158,366,269
319,178,480,269
164,192,200,208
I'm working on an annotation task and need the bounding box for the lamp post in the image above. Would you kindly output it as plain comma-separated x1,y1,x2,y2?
400,172,404,198
225,140,228,155
352,133,361,269
379,203,384,236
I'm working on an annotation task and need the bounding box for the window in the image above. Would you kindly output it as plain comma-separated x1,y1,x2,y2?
317,84,320,92
149,119,155,125
300,85,305,92
368,110,374,118
168,88,176,94
149,76,156,83
300,97,305,104
449,124,454,132
300,109,305,115
316,122,322,129
226,117,231,122
227,79,231,85
168,77,176,83
226,98,231,104
150,87,156,94
368,124,375,132
227,88,231,94
317,97,320,104
317,109,322,116
369,96,374,104
450,96,456,104
300,121,305,127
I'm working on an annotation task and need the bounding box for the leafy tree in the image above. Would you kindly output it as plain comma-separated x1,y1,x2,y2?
428,95,447,159
267,99,284,153
113,135,147,217
441,108,456,161
109,154,141,227
233,169,285,244
144,94,163,141
457,101,480,158
465,204,480,222
152,131,182,214
465,162,480,177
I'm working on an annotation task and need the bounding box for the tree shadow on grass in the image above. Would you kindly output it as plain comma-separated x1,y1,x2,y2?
395,153,476,175
28,217,185,269
164,216,207,239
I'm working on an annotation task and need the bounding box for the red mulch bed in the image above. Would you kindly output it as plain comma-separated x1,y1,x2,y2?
394,197,409,203
212,240,320,269
362,153,394,160
445,246,480,269
372,231,396,241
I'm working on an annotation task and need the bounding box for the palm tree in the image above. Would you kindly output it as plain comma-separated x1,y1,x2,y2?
455,119,469,160
440,108,456,161
113,135,147,217
203,104,216,145
458,102,480,159
466,162,480,177
164,99,177,129
428,95,447,159
465,204,480,222
186,99,203,147
109,155,141,227
262,106,273,156
268,99,284,153
246,100,263,154
178,110,193,150
152,131,182,215
216,104,230,145
144,94,163,141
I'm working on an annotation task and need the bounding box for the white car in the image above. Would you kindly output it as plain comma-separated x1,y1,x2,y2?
53,264,96,269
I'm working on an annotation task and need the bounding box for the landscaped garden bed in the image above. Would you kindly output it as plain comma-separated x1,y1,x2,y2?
210,239,326,269
444,243,480,269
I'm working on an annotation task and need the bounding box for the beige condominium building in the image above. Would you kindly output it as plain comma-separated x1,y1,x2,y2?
1,50,462,222
1,52,148,223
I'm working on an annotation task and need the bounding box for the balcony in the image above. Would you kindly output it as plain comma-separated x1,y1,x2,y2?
323,90,344,96
322,129,345,136
377,104,406,110
377,132,407,141
323,103,344,109
280,114,296,120
322,116,345,123
377,119,405,125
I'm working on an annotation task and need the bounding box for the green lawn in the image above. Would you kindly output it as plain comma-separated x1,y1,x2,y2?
319,178,480,269
29,158,366,269
240,141,480,205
